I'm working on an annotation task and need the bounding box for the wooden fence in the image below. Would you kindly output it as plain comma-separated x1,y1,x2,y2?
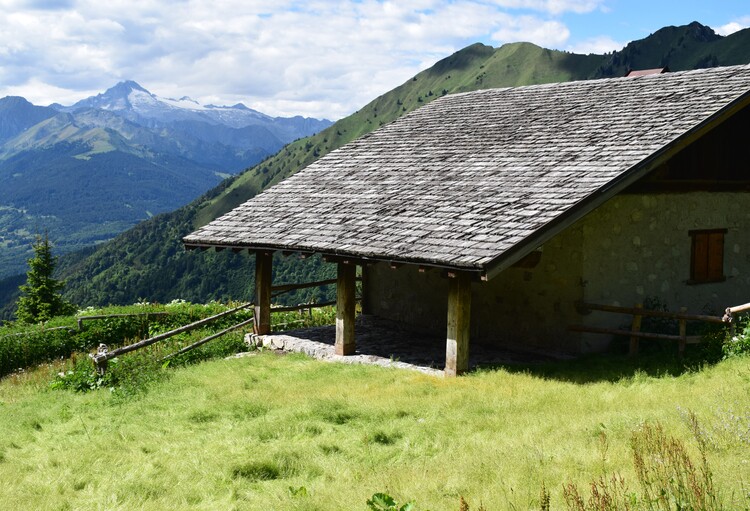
89,302,254,374
271,277,361,299
89,278,353,374
570,301,731,357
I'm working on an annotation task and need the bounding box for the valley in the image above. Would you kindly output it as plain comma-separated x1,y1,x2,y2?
0,83,331,279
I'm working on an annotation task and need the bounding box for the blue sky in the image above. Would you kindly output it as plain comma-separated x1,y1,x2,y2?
0,0,748,120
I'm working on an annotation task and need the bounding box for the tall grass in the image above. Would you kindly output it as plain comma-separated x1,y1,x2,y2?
0,351,748,510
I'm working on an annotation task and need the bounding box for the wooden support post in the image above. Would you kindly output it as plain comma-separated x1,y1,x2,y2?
445,272,471,377
360,264,372,315
629,303,643,357
254,251,272,335
335,262,356,355
678,306,688,358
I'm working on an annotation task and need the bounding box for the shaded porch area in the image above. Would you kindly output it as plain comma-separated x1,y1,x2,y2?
248,314,568,376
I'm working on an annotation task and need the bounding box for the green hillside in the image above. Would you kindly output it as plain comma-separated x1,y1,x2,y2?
3,22,749,319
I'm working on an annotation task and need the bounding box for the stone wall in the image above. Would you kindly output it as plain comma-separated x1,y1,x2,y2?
578,192,750,351
365,217,585,354
364,192,750,354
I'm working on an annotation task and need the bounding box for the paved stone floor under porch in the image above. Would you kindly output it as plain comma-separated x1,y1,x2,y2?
247,314,569,376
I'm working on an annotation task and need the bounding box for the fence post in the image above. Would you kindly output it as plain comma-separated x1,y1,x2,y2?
629,303,642,357
727,307,736,337
678,306,688,358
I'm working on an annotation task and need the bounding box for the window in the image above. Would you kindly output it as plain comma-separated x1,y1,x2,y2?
688,229,727,284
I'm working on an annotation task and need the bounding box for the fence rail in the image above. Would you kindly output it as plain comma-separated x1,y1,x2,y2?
162,316,256,361
271,277,361,298
90,302,253,373
576,302,725,323
571,301,725,358
723,302,750,327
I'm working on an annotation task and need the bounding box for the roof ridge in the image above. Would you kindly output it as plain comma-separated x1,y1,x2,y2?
445,63,750,100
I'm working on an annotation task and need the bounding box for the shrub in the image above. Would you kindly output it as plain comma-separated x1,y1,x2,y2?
722,316,750,359
0,324,78,376
50,351,168,400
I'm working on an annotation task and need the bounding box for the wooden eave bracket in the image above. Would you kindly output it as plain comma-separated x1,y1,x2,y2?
444,269,486,282
322,254,373,266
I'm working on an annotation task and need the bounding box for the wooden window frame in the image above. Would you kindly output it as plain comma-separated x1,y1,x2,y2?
688,228,727,285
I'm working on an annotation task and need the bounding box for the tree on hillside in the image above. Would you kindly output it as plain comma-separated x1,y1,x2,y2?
15,233,75,323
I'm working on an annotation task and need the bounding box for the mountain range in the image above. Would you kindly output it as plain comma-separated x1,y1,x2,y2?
0,83,331,279
2,21,750,321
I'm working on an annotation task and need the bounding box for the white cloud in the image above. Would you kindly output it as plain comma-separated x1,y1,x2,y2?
491,15,571,47
487,0,605,15
0,0,587,119
0,78,100,106
567,35,623,54
714,17,750,36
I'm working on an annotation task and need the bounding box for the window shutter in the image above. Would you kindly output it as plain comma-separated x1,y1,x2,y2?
707,231,724,280
691,232,708,282
688,229,726,284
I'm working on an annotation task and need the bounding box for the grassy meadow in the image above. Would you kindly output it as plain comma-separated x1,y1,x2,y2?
1,347,749,510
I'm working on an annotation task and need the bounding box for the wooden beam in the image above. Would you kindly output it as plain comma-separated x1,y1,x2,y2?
445,271,471,377
254,251,272,335
335,262,356,355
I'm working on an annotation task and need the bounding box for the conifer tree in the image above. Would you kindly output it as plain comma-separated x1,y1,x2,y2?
15,233,75,323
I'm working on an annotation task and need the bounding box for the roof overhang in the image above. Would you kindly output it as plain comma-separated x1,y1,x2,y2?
182,240,488,279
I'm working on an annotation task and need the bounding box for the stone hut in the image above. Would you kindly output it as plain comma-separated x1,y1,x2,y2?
184,64,750,375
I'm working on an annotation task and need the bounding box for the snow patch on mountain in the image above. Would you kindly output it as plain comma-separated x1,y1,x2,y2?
61,81,287,129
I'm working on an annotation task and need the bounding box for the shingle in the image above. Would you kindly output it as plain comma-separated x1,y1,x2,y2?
184,65,750,270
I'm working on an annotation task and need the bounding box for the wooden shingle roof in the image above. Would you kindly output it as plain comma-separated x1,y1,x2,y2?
184,65,750,278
